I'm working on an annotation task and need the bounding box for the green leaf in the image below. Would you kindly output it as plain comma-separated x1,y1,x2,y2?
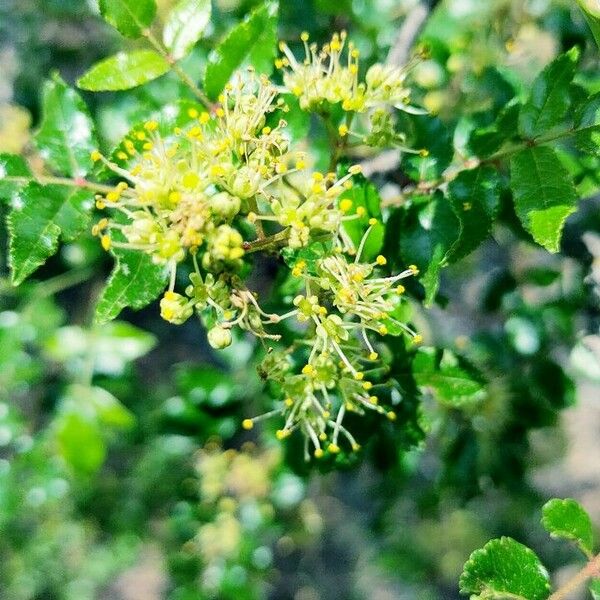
34,73,97,177
56,412,106,475
163,0,211,60
510,146,577,253
204,1,278,101
518,48,579,138
98,0,156,38
175,364,235,407
77,50,170,92
338,177,384,262
541,498,594,557
95,249,168,323
590,579,600,600
398,191,459,305
0,154,31,201
574,92,600,155
413,347,486,407
577,0,600,49
460,537,551,600
8,183,94,285
469,101,520,158
446,167,500,262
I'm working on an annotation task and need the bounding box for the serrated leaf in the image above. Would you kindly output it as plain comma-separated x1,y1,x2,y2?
204,1,278,100
460,537,551,600
574,92,600,155
413,347,486,407
518,48,579,138
541,498,594,557
398,190,459,305
446,167,500,262
77,50,170,92
95,249,168,323
34,73,97,177
163,0,211,60
8,183,94,285
510,146,577,253
98,0,156,38
0,153,31,201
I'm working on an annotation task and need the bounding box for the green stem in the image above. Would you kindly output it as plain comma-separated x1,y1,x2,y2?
483,124,599,164
4,175,114,194
142,29,214,109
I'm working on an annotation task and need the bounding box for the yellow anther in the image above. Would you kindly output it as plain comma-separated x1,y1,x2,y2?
338,124,349,136
247,212,257,224
215,107,225,118
300,31,309,42
339,198,353,213
100,235,111,251
168,191,182,204
368,352,378,361
375,255,387,266
187,126,202,138
322,410,331,419
274,58,284,69
199,112,210,124
387,411,397,421
314,448,324,458
182,172,199,189
142,142,154,151
135,131,146,141
379,325,388,336
90,150,102,162
144,120,159,131
276,429,290,440
117,151,128,161
362,381,373,391
348,164,362,175
353,372,364,381
463,202,472,211
106,191,120,203
412,334,423,345
262,126,272,135
328,443,340,454
319,433,327,441
242,419,254,430
284,398,294,407
356,206,366,217
419,148,430,157
352,443,361,452
396,285,406,295
302,364,314,375
187,108,199,118
369,218,378,226
97,218,109,229
409,264,419,275
296,159,306,170
95,200,105,210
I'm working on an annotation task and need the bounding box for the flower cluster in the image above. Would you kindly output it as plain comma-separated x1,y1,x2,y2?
277,31,417,113
90,34,423,460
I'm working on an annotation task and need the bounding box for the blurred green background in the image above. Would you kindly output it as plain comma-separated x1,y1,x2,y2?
0,0,599,598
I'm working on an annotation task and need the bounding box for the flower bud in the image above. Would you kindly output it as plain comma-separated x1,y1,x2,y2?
209,191,241,221
207,325,232,349
160,292,193,324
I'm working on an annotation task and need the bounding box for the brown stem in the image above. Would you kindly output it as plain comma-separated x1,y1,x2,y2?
243,229,290,254
4,175,114,194
549,554,600,600
142,30,214,109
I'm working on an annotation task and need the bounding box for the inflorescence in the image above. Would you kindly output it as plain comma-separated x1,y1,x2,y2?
90,32,424,460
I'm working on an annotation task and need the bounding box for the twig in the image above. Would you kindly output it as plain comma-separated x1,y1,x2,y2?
386,2,430,66
548,554,600,600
